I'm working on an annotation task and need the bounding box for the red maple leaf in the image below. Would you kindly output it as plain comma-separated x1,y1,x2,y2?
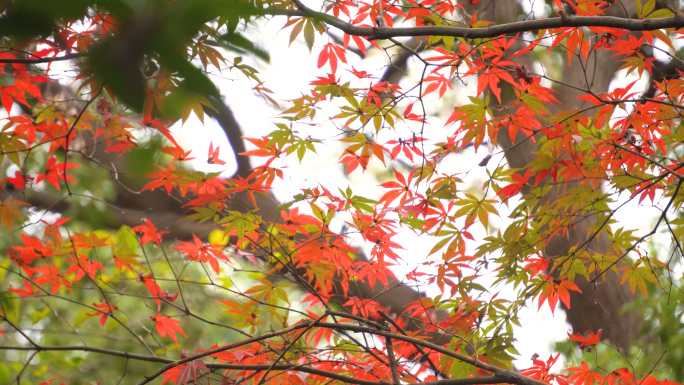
386,135,425,161
160,356,209,385
310,73,339,86
342,297,385,320
523,255,549,277
538,275,582,314
64,253,105,281
280,208,321,235
12,234,54,265
7,170,34,189
520,353,561,383
497,169,532,202
566,361,603,385
5,115,38,146
379,169,417,206
35,156,80,191
317,43,347,74
466,56,516,102
142,164,184,196
33,263,72,294
339,148,371,174
132,218,168,246
422,70,452,98
151,314,187,345
346,67,374,79
8,278,37,297
172,234,230,274
161,145,195,162
86,299,117,325
207,141,226,165
241,137,281,161
138,273,163,311
146,119,180,147
227,176,269,208
568,329,602,351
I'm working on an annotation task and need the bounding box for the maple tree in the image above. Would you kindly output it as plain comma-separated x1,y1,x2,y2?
1,0,684,384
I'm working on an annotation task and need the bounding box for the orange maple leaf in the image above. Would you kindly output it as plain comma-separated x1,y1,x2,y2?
538,275,581,314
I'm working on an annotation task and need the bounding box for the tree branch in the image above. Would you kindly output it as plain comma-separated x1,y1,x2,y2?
284,0,684,40
0,52,87,64
125,318,549,385
0,344,512,385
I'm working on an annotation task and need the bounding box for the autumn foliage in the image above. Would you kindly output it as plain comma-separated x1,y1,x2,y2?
1,0,684,384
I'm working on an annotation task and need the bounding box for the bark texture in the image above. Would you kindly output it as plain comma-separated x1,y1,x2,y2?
468,0,666,351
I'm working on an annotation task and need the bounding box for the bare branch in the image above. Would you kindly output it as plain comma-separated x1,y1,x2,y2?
0,52,87,64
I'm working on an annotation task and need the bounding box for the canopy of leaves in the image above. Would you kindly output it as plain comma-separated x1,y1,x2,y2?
0,1,683,385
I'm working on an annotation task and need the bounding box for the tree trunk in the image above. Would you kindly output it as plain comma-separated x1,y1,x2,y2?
472,0,649,351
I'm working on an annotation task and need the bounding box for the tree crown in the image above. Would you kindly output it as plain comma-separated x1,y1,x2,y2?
0,0,683,384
